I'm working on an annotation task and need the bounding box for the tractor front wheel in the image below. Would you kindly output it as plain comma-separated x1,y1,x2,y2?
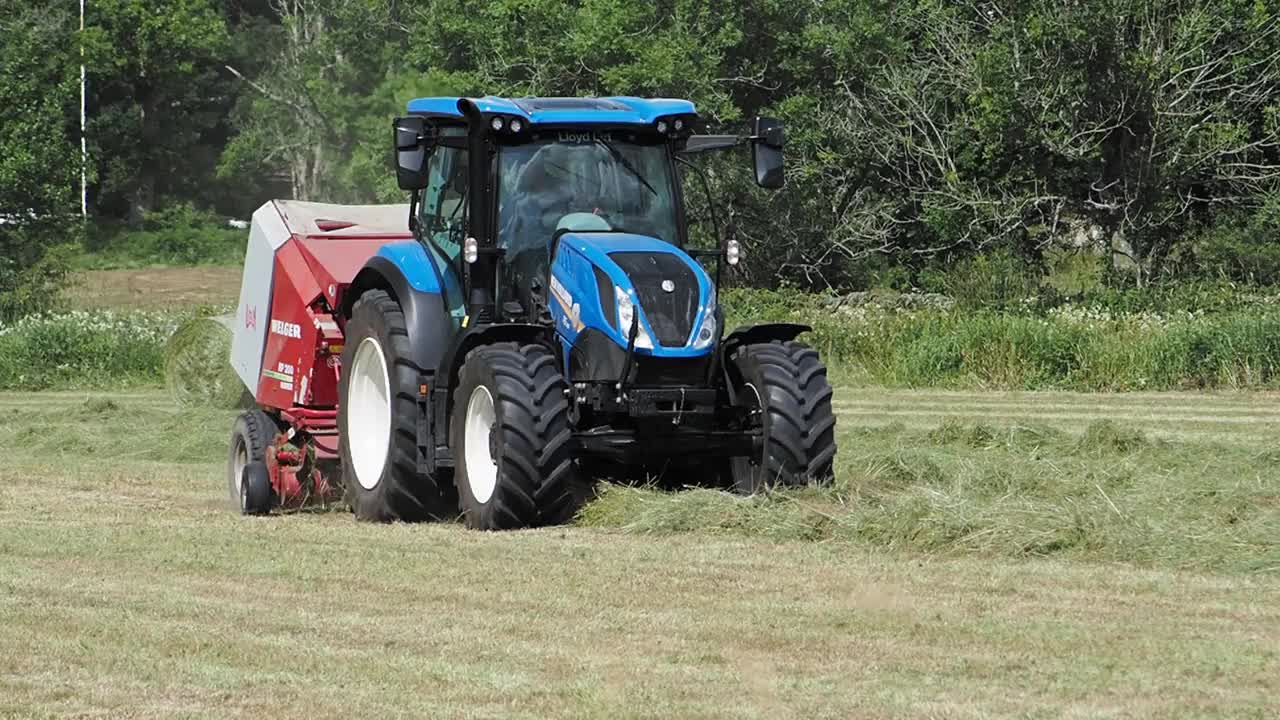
339,290,455,522
728,340,837,493
451,342,580,529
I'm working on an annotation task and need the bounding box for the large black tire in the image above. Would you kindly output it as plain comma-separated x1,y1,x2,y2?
451,342,580,529
728,340,837,493
339,290,455,522
228,408,278,512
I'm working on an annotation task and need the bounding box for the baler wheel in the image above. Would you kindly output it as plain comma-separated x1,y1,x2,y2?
728,340,837,493
239,461,273,515
339,290,456,522
451,342,580,529
228,408,278,512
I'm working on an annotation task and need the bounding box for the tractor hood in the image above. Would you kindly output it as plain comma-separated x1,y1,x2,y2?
549,231,717,359
557,232,687,256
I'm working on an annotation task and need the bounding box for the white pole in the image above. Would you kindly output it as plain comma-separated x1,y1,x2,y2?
80,0,87,218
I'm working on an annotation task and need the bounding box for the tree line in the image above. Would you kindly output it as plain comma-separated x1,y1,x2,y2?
3,0,1278,306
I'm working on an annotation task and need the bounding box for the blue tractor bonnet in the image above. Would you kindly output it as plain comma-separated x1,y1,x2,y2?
406,96,697,126
550,232,716,359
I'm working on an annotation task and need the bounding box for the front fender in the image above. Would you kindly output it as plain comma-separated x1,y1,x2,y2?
433,322,557,443
437,323,556,393
720,322,811,359
717,323,812,399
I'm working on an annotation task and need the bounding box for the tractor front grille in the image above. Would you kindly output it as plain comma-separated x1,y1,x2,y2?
609,251,698,347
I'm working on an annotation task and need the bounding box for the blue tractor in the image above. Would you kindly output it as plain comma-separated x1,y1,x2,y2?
337,96,837,528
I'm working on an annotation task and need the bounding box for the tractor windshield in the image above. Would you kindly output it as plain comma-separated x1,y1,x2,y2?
496,133,680,258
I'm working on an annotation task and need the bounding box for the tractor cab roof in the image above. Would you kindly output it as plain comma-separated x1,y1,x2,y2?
406,96,697,127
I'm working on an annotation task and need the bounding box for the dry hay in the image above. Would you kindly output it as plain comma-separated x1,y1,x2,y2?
165,315,249,408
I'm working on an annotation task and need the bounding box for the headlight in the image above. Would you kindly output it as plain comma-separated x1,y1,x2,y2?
692,291,718,349
490,116,505,132
615,286,653,349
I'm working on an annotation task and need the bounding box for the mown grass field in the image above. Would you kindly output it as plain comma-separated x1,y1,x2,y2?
1,388,1276,719
65,266,241,312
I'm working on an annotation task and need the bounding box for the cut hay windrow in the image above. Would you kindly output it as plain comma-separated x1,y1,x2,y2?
165,315,248,409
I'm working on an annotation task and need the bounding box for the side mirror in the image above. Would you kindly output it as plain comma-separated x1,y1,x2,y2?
751,116,785,189
393,116,433,190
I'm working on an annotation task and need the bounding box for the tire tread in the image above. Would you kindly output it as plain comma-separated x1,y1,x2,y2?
454,342,581,528
339,289,454,522
730,339,837,492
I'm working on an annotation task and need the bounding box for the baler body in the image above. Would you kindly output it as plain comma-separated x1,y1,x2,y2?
230,200,412,503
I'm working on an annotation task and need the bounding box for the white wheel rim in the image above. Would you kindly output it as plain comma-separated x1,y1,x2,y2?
463,385,498,504
348,337,392,490
232,441,248,502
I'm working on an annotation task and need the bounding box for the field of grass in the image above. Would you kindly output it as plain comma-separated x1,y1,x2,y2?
65,266,241,312
0,388,1276,718
586,388,1279,574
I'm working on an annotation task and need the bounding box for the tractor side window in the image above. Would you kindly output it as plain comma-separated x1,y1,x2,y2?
417,127,468,325
419,128,469,263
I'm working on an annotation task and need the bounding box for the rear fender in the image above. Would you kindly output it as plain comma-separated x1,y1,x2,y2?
342,251,454,375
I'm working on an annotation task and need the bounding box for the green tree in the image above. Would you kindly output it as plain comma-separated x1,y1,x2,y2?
207,0,1280,290
84,0,231,221
0,4,81,320
222,1,394,202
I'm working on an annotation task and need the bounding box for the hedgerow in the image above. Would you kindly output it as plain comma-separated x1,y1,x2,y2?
724,288,1280,391
6,291,1280,393
0,311,179,390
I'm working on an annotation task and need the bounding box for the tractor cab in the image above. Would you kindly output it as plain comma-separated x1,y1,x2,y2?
390,97,783,370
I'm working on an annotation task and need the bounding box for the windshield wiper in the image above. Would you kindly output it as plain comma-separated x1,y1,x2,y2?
595,138,657,197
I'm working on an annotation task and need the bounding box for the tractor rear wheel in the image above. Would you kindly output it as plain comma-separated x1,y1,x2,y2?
451,342,579,529
728,340,837,493
228,408,278,512
339,289,455,522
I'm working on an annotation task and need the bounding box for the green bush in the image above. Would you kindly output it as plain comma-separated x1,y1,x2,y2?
1178,201,1280,285
3,286,1280,393
917,249,1042,309
1067,279,1253,315
0,242,74,322
81,203,245,269
723,287,1280,391
0,311,180,389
